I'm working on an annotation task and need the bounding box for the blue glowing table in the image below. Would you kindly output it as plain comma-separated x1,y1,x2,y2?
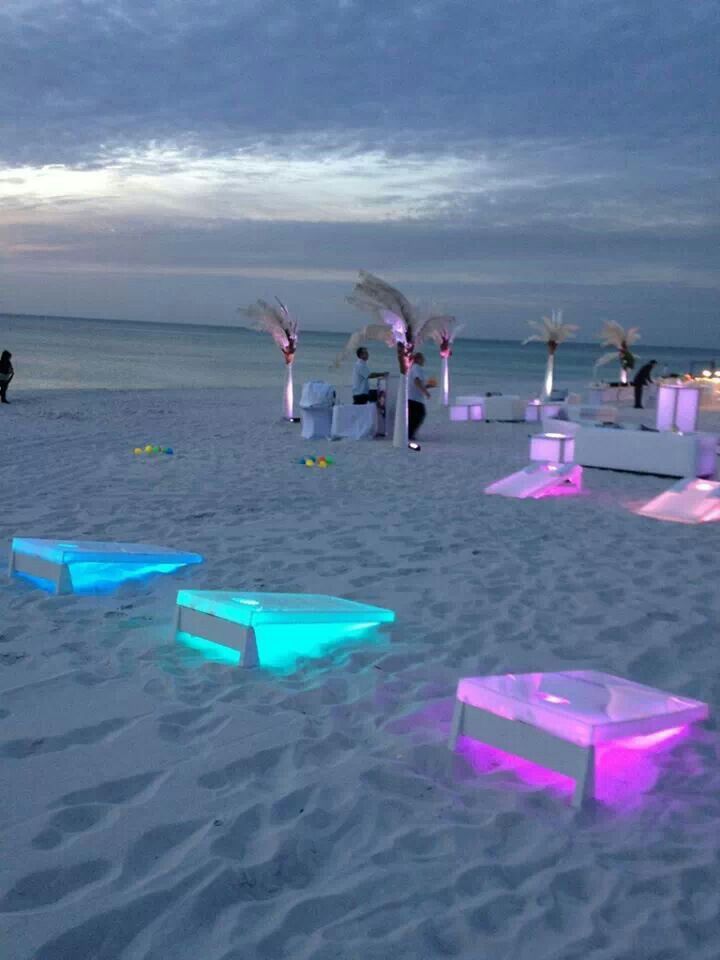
9,538,203,594
175,590,395,668
449,671,708,807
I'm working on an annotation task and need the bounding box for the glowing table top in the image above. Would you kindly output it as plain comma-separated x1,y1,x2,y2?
177,590,395,627
12,538,203,566
456,671,708,747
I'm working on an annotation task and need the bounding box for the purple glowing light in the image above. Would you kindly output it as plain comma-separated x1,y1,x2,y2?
655,384,700,433
456,724,694,808
539,692,570,704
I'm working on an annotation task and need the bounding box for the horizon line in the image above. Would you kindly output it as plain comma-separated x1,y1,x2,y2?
1,311,718,353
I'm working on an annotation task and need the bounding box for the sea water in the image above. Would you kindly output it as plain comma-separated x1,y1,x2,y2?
1,313,716,399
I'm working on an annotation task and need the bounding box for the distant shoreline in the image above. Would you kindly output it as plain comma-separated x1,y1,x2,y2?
2,312,717,352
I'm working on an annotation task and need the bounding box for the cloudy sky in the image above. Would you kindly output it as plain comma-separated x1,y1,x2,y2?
1,0,718,344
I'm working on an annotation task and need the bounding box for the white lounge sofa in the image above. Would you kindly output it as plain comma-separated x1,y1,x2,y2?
483,395,525,421
573,425,717,478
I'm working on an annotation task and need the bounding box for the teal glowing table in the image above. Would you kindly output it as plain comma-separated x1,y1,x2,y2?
175,591,396,668
10,538,203,594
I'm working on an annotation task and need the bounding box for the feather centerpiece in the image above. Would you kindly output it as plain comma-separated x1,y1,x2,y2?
597,321,640,384
239,298,299,419
522,309,578,399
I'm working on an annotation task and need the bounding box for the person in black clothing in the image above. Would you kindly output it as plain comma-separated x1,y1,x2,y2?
632,359,656,409
0,351,13,404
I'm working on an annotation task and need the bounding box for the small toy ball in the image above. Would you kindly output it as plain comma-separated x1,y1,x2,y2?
144,444,153,454
304,458,315,467
165,448,173,455
153,445,161,453
133,447,143,455
325,456,334,465
317,461,328,469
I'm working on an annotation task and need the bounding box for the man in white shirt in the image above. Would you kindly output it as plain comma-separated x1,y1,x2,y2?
352,348,387,404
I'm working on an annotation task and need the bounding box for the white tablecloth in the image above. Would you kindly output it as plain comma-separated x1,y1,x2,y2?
331,404,378,440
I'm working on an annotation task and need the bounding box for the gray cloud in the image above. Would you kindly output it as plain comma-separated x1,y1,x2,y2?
1,0,718,344
2,0,719,164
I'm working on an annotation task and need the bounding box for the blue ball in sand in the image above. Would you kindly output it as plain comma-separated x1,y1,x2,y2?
165,448,174,455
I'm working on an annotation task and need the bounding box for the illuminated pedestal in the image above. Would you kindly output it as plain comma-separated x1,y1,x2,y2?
9,538,203,595
525,401,563,423
175,591,395,669
449,671,708,807
450,396,484,422
530,432,574,463
656,384,701,433
637,478,720,524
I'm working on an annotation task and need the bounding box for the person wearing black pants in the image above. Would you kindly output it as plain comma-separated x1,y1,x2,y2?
632,359,656,409
0,350,13,404
408,352,433,443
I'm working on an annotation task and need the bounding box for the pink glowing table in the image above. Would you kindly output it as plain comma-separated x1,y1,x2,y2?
449,670,708,807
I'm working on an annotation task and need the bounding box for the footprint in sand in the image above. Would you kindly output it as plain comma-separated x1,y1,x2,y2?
0,860,111,912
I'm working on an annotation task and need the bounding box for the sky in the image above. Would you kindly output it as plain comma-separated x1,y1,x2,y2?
1,0,718,345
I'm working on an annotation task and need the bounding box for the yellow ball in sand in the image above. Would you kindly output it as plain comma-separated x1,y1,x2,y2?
144,444,153,454
317,461,328,468
133,447,143,455
305,459,315,467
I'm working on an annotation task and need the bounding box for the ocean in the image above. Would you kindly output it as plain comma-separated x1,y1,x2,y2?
1,313,717,399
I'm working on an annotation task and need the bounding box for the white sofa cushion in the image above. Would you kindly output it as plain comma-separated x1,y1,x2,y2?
574,426,717,478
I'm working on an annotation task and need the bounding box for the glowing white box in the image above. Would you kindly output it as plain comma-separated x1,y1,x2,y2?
530,432,575,464
175,591,395,669
525,401,563,423
9,538,203,594
656,385,701,433
450,405,469,421
449,402,484,422
449,670,708,807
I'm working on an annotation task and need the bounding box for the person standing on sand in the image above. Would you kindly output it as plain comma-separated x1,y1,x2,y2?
0,351,13,404
632,359,656,409
408,352,433,443
352,347,387,404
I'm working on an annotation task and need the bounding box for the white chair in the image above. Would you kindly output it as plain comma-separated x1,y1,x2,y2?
300,381,336,440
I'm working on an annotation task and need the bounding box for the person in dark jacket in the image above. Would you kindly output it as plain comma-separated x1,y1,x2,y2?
0,351,13,404
632,359,656,409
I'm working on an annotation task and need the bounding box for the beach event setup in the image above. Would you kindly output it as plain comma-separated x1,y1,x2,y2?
485,431,583,499
175,590,396,669
9,538,203,594
449,671,709,808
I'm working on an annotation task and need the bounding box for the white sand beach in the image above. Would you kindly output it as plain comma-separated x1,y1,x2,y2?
2,386,720,960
